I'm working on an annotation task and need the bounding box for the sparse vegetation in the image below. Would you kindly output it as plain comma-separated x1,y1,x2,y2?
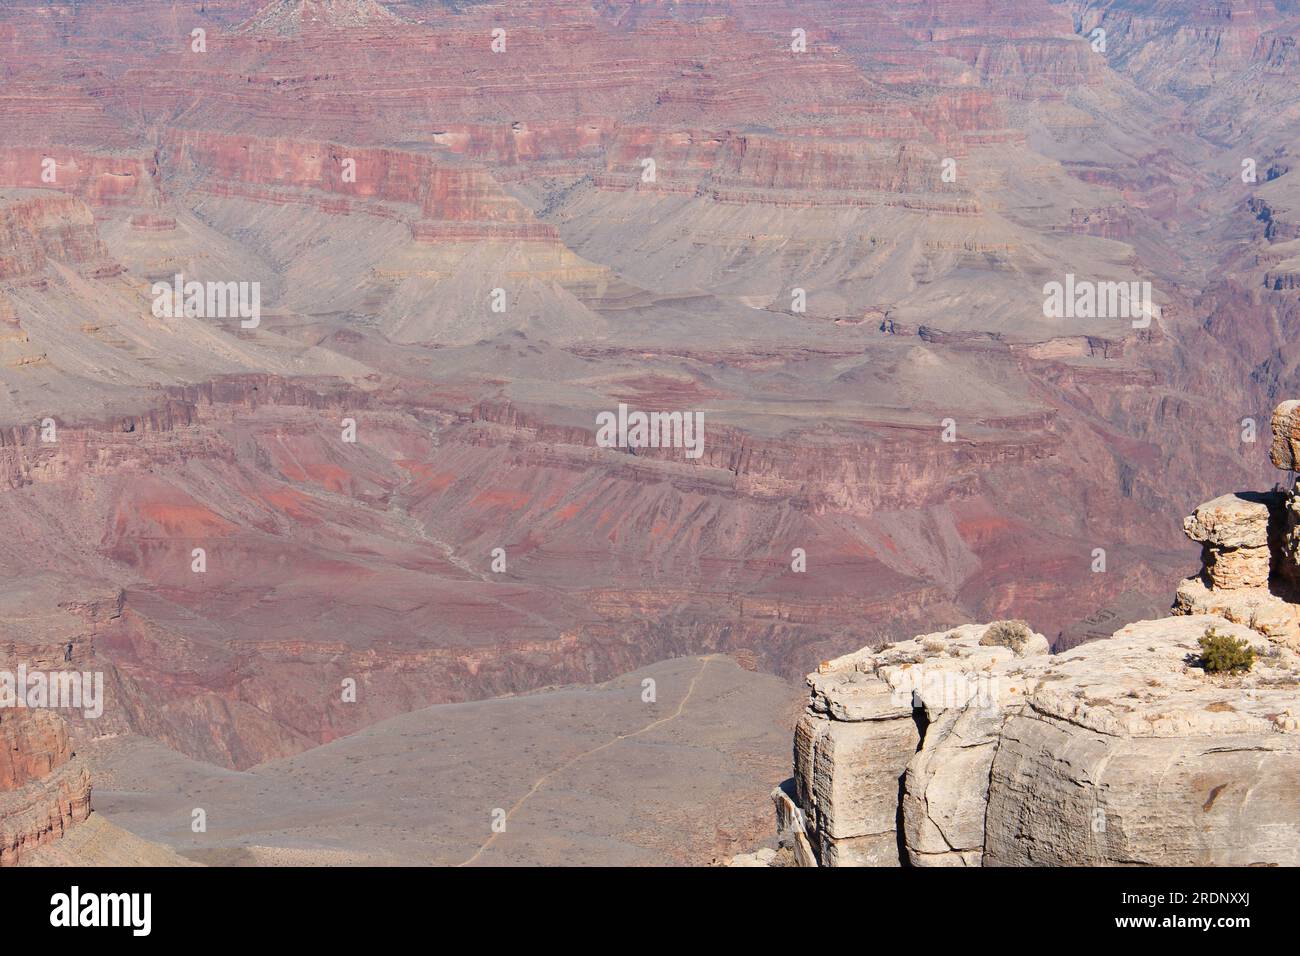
979,619,1033,653
1197,627,1255,674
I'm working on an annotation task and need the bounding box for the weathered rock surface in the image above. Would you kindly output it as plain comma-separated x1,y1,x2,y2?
0,710,92,866
781,611,1300,867
795,622,1050,866
1183,492,1277,550
1172,576,1300,648
1182,492,1280,589
770,408,1300,866
1170,414,1300,650
1270,400,1300,472
987,616,1297,866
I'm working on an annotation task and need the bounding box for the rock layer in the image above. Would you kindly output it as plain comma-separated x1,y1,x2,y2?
2,0,1300,864
780,610,1299,867
767,402,1300,866
1173,414,1300,649
0,710,92,866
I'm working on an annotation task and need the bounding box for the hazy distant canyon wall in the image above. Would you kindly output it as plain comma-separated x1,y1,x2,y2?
0,0,1295,840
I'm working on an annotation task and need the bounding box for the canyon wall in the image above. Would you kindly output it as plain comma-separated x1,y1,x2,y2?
763,401,1300,866
0,710,92,866
0,0,1295,856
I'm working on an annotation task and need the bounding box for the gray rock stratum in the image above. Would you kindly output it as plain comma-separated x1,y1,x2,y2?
759,403,1300,867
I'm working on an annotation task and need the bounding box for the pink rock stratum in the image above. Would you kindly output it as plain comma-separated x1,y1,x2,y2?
0,0,1296,870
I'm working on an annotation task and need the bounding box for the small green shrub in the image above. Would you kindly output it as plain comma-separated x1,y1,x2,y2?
1198,627,1255,673
980,619,1032,653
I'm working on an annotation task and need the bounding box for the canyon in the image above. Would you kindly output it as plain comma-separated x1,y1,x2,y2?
0,0,1295,864
755,402,1300,867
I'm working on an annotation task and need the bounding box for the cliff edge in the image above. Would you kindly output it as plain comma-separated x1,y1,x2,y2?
747,403,1300,867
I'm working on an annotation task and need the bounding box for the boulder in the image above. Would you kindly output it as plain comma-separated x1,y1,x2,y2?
1182,492,1276,550
1270,400,1300,472
1181,492,1280,590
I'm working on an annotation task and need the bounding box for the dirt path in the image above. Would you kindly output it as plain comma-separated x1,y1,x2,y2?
457,654,717,866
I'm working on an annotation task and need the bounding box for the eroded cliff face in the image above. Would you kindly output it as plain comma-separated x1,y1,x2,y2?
761,402,1300,867
0,373,985,769
0,193,115,281
0,710,92,866
0,0,1296,851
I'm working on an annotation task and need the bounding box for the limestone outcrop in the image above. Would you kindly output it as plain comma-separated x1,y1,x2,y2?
1172,487,1300,650
761,402,1300,867
1270,400,1300,472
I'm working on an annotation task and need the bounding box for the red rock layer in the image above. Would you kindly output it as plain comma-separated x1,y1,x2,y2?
0,150,159,207
163,131,557,239
0,194,114,281
0,711,92,866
